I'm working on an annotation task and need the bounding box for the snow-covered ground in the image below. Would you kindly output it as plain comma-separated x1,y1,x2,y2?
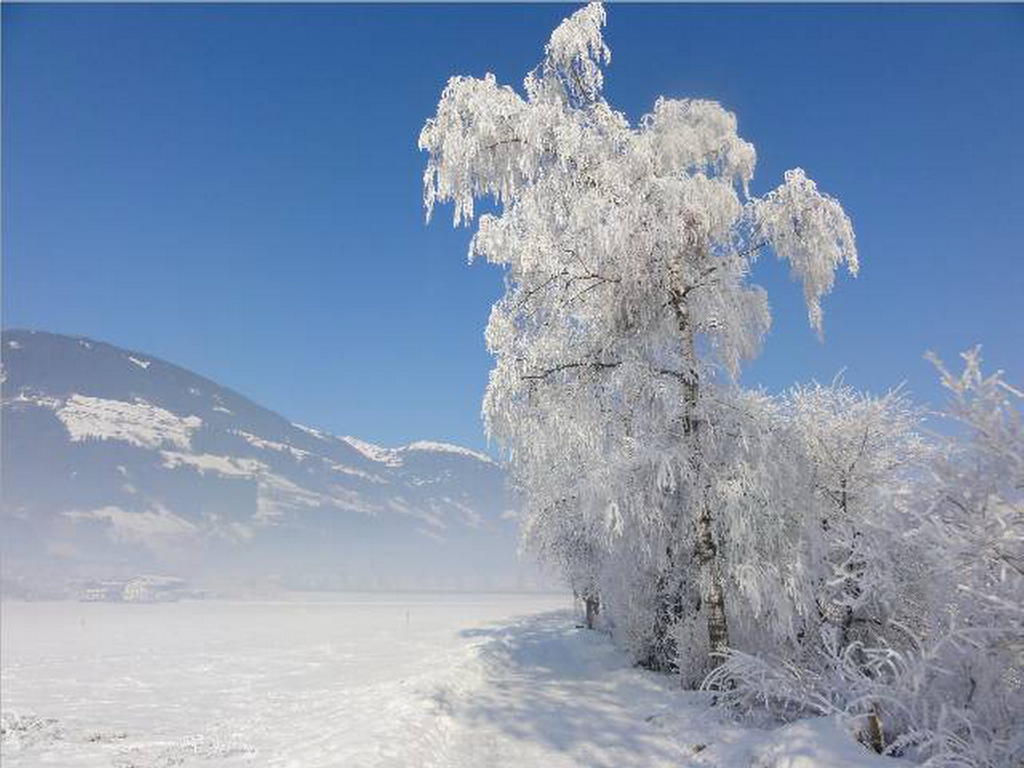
2,596,897,767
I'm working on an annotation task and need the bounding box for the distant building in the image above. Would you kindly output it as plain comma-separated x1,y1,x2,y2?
122,575,187,603
78,581,126,602
77,575,189,602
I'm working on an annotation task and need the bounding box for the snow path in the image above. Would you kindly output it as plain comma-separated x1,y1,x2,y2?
2,598,895,768
413,610,701,767
401,610,887,768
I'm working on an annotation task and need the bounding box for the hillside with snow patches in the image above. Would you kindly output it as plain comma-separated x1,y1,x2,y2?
0,330,540,596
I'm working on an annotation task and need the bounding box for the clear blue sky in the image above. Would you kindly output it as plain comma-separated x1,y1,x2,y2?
4,3,1022,452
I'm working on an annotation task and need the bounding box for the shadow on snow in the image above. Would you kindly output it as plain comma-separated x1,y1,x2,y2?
444,610,700,767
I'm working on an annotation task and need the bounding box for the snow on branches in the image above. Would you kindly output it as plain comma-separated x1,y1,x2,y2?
420,6,1018,765
755,169,858,335
421,0,860,675
709,353,1023,768
540,0,610,106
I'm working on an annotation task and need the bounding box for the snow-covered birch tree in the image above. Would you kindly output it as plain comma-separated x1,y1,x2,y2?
420,1,858,674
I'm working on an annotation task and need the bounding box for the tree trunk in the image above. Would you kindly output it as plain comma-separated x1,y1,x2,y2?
642,565,686,672
864,709,884,754
695,497,729,661
670,266,730,673
584,593,600,630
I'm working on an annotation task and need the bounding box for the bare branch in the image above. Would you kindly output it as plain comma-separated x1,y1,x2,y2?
521,360,621,381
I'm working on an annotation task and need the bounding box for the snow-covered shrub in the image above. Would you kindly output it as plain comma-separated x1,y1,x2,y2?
708,351,1022,768
903,349,1023,767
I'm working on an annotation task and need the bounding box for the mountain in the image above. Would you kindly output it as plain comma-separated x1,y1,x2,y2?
0,330,542,597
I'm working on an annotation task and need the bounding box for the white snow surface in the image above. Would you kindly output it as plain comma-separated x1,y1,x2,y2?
341,436,497,467
402,440,496,465
292,422,330,441
1,597,898,768
57,395,202,450
64,505,197,545
341,435,403,466
233,430,311,461
160,451,265,478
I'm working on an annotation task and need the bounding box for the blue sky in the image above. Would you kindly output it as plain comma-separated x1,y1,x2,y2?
4,3,1022,452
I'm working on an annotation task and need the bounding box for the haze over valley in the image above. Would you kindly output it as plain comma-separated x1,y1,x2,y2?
1,330,539,598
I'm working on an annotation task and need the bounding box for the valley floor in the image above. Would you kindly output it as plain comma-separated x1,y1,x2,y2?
2,596,898,767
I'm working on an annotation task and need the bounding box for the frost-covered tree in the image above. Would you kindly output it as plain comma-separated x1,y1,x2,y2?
525,496,605,628
907,349,1023,767
705,382,928,742
420,2,857,673
783,382,928,651
707,353,1022,768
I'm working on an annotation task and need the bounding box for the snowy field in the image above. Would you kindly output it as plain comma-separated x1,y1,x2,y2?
2,595,895,768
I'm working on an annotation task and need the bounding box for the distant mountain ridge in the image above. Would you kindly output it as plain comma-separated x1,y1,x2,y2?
1,330,540,597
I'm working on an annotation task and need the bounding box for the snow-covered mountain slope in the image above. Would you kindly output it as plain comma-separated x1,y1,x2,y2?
1,330,539,596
